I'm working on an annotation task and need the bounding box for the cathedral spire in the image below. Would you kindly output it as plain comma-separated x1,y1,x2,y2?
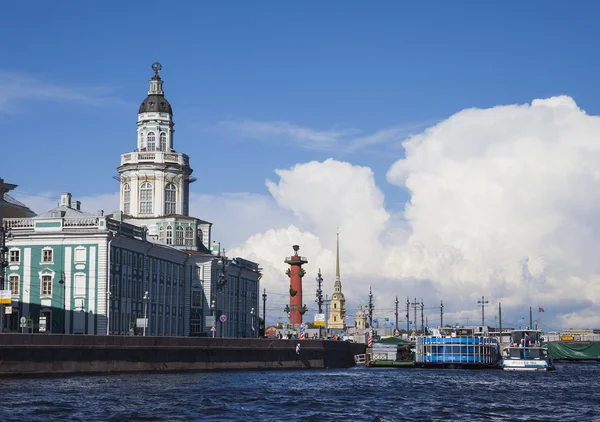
336,228,341,282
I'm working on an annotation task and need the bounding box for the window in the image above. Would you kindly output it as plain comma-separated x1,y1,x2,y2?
166,225,173,245
75,298,85,311
140,182,153,214
9,249,19,264
139,132,143,149
185,227,194,246
74,274,86,297
192,290,201,308
147,132,156,151
123,183,131,214
42,275,52,296
9,275,19,295
158,226,165,242
190,311,201,335
176,226,184,246
164,183,176,214
42,248,53,263
74,247,86,263
160,132,167,151
197,228,203,246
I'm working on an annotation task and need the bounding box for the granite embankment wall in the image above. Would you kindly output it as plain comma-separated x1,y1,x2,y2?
0,334,366,377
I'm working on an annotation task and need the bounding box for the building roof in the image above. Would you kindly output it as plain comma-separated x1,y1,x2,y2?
3,194,33,210
34,205,95,219
139,94,172,115
2,194,36,217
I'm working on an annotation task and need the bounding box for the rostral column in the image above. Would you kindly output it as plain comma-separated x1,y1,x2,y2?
285,245,308,330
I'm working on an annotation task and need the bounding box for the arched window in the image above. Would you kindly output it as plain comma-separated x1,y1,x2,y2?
185,227,194,246
140,182,153,214
123,183,131,215
197,228,203,246
164,183,176,214
166,225,173,245
160,132,167,151
158,226,165,242
147,132,156,151
176,226,184,245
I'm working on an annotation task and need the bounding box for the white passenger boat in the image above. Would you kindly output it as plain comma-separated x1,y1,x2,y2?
500,329,555,371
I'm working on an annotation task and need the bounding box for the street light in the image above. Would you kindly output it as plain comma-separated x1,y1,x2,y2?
211,299,216,338
250,307,255,337
58,277,66,334
143,291,149,336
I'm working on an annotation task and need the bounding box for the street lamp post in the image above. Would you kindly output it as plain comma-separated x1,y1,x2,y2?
250,307,255,337
143,291,149,336
211,299,216,338
59,277,66,334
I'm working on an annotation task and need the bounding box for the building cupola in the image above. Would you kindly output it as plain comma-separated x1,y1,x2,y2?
138,62,173,115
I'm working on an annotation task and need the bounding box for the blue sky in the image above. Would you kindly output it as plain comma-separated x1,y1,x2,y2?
3,1,600,208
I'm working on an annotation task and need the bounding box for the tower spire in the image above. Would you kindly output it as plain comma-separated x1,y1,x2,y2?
336,228,340,282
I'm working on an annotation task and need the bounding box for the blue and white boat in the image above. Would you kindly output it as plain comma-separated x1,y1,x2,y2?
500,329,555,371
415,327,500,369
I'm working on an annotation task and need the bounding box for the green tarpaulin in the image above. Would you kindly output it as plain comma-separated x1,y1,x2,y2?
548,341,600,360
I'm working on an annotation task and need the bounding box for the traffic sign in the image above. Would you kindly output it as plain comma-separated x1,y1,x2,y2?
219,314,227,323
300,326,306,333
26,319,32,328
20,317,26,324
210,326,216,332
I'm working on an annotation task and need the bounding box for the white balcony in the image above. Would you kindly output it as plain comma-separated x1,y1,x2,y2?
120,151,189,166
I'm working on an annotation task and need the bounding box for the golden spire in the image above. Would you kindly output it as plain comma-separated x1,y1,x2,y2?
336,228,340,281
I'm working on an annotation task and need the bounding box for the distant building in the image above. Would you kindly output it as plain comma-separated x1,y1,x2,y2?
327,230,346,331
2,63,261,337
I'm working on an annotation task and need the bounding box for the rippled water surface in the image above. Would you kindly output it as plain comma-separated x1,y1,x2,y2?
0,363,598,421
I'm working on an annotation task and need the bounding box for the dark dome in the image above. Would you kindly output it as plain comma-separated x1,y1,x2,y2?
139,94,172,115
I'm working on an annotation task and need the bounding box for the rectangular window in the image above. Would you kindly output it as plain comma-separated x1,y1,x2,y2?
75,297,85,311
9,250,20,263
140,188,153,214
192,290,201,308
74,247,86,263
74,274,86,297
9,275,19,295
190,312,201,335
123,189,131,215
42,249,53,263
42,275,52,296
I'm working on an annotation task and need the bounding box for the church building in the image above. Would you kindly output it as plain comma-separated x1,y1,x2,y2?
327,230,346,331
2,64,261,337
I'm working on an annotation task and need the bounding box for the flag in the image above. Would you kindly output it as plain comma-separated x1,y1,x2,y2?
538,307,545,313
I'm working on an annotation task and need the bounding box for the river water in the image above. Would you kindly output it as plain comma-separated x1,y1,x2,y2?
0,363,598,421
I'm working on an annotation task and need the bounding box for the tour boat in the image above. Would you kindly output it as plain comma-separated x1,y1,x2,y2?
500,329,555,371
415,327,500,369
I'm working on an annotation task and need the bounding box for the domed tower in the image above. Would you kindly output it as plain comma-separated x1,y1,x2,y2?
328,229,346,331
115,63,210,252
117,62,195,219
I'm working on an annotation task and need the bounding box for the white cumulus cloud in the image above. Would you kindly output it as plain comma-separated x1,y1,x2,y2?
231,96,600,329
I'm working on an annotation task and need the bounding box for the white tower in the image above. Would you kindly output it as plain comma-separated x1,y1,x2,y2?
116,63,210,252
118,62,195,218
